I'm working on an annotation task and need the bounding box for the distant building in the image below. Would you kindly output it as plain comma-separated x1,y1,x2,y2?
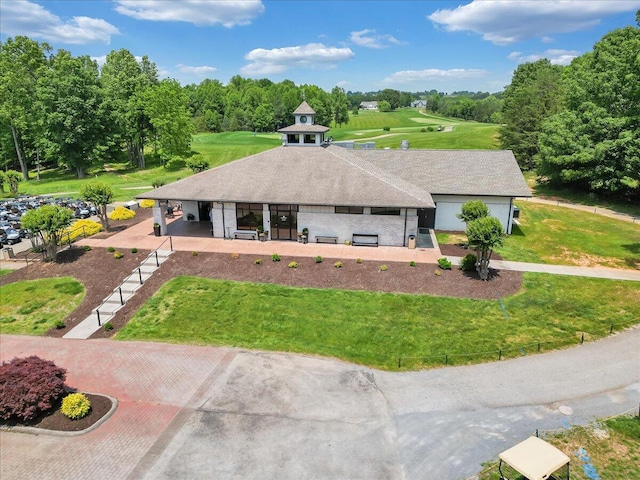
359,101,378,110
411,100,427,108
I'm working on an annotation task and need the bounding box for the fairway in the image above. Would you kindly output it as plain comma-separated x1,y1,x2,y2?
116,273,640,370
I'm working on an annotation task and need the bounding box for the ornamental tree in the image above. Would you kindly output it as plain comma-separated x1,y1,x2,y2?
80,182,114,231
457,200,490,224
22,205,73,261
0,356,67,422
466,216,505,281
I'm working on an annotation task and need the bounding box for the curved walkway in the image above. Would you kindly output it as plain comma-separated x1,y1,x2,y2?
1,329,638,480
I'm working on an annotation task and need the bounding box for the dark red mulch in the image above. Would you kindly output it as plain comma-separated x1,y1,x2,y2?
90,250,523,338
0,393,113,433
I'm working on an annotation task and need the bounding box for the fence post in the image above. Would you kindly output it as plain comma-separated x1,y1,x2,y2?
169,236,173,251
581,333,584,344
499,349,502,360
537,342,541,352
96,309,101,326
610,324,614,334
445,354,448,365
397,357,401,368
138,267,143,284
118,286,124,305
155,251,159,267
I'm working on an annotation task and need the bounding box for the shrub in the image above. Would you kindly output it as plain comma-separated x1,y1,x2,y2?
427,126,434,132
356,258,362,264
63,219,103,242
344,240,351,246
271,253,281,262
380,264,388,272
315,255,323,263
434,270,442,276
108,206,136,221
230,252,239,259
254,258,262,265
83,245,92,252
104,322,114,332
192,251,198,256
437,257,452,270
107,246,115,253
409,260,416,267
131,248,138,254
113,251,124,259
459,253,477,272
288,261,298,268
334,261,343,268
61,393,91,420
420,128,426,133
382,126,390,131
139,199,155,209
54,320,65,330
152,179,165,189
0,356,67,422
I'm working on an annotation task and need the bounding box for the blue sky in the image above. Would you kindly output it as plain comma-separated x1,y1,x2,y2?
2,0,639,93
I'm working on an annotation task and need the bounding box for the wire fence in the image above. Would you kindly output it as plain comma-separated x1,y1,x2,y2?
397,318,639,369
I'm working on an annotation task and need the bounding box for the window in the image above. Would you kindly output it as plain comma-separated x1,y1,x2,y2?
304,134,315,144
371,207,401,215
287,134,300,144
335,206,363,214
236,203,263,230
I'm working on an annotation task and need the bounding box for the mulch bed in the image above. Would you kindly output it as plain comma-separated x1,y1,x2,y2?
1,208,522,339
1,393,113,433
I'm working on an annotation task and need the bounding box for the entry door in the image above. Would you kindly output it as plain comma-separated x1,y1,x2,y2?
418,208,435,228
198,201,211,222
270,204,297,240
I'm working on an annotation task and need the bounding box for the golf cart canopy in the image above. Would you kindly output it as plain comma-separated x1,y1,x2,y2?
499,436,570,480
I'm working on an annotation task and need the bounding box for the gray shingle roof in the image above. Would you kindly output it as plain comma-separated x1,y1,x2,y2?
278,124,330,133
293,101,316,115
137,146,530,207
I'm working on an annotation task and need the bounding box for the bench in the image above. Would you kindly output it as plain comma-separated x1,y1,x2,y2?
316,235,338,244
352,233,379,247
234,230,258,240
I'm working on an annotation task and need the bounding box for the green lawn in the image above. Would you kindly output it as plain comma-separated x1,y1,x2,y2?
0,269,13,277
480,416,640,480
330,109,500,149
0,277,85,334
116,273,640,370
497,203,640,269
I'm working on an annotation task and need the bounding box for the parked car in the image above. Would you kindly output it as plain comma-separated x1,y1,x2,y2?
0,227,21,245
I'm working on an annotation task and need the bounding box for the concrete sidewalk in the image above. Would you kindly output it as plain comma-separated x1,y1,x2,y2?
446,256,640,281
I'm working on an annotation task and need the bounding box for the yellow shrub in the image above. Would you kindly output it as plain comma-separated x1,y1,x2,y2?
139,199,155,209
64,220,103,242
109,206,136,220
61,393,91,420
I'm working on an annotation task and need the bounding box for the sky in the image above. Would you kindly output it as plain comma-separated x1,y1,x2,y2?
1,0,639,94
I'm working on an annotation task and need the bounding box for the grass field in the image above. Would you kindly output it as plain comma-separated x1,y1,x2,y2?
330,109,500,149
480,415,640,480
115,273,640,370
438,202,640,269
0,277,85,335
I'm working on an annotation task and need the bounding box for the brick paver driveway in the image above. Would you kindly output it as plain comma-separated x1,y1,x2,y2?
1,329,639,480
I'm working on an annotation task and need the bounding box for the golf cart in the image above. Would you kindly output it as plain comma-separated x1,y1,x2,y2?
498,436,570,480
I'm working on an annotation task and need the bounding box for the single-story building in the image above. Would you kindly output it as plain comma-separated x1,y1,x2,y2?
359,101,378,110
139,102,530,246
410,100,427,108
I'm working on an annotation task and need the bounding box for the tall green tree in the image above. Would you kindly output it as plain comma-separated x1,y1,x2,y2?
100,49,156,168
0,36,51,180
538,23,640,199
499,59,565,170
330,86,350,127
22,205,73,261
36,51,105,178
378,89,401,110
144,79,195,162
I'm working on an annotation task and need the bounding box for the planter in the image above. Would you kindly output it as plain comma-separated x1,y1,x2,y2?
153,224,161,236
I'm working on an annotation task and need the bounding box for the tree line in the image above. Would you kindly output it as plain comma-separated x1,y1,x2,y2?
499,12,639,201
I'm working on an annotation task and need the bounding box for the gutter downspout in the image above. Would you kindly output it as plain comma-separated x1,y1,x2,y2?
403,208,408,246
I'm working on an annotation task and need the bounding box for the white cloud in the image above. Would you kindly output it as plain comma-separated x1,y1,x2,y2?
349,29,403,49
428,0,640,45
336,80,351,88
241,43,355,76
114,0,264,27
0,0,119,44
177,64,218,75
508,49,580,66
382,68,488,85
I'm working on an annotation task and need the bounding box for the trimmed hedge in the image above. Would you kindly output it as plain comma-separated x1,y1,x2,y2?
64,219,103,242
108,206,136,221
0,356,67,421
